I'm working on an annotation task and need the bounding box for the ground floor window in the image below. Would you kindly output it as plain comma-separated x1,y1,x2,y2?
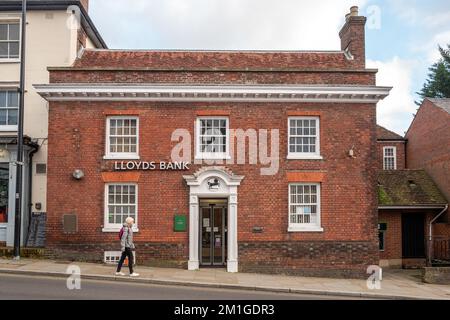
0,163,8,223
104,183,137,230
288,183,322,231
104,251,136,265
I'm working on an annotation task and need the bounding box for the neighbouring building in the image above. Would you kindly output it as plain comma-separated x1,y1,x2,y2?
0,0,106,247
35,6,392,278
406,98,450,211
377,125,449,268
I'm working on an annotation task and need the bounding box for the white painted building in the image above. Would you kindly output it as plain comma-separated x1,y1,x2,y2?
0,0,105,246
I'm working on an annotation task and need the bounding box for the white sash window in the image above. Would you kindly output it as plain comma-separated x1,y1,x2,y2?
288,183,323,232
103,183,138,232
383,146,397,170
105,116,139,159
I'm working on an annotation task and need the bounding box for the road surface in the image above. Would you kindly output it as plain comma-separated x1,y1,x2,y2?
0,273,364,300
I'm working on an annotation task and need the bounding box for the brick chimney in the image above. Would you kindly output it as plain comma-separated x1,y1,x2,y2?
79,0,89,12
339,6,367,68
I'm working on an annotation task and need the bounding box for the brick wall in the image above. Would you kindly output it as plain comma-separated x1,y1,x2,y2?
379,211,402,261
434,223,450,238
406,99,450,202
377,141,406,170
239,241,378,278
49,69,376,86
379,209,442,265
47,99,379,278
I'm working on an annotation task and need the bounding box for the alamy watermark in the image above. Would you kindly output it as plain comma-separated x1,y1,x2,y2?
366,265,382,290
66,264,81,290
171,128,280,176
366,5,381,30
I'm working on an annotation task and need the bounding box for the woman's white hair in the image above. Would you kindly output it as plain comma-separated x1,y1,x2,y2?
125,217,135,225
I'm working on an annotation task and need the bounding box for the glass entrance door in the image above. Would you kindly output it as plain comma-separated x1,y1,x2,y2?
200,200,227,266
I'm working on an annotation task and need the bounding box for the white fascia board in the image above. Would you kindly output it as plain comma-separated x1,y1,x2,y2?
34,84,392,103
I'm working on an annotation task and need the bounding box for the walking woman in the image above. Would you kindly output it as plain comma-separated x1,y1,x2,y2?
116,217,139,277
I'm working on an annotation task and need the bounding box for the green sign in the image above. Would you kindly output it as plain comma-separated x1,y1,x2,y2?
174,215,187,232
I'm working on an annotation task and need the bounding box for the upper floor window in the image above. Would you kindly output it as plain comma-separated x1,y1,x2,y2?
288,183,323,232
0,90,19,127
383,146,396,170
0,23,20,59
196,117,229,159
287,117,322,159
105,116,139,159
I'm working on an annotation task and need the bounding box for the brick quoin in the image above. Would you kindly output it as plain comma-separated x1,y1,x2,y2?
44,8,383,278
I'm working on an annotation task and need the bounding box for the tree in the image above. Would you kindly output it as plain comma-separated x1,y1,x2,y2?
417,44,450,102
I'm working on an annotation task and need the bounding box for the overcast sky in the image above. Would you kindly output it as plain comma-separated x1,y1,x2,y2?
88,0,450,135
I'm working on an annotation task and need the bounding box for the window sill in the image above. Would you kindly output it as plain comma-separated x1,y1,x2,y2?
288,226,324,233
103,155,140,160
0,126,18,132
287,154,323,160
102,227,139,233
0,59,20,64
195,154,231,161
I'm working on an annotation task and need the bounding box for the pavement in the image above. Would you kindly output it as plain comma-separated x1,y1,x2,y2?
0,258,449,300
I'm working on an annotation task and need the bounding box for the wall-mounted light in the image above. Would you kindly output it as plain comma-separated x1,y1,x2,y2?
72,169,85,180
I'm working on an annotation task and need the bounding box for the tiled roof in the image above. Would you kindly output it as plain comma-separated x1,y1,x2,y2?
72,49,362,70
428,98,450,115
376,125,405,141
378,170,448,206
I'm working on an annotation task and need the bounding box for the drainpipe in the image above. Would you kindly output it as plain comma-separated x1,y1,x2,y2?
428,204,449,265
24,144,39,247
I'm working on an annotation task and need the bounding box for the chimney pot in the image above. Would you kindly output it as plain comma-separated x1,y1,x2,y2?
350,6,359,16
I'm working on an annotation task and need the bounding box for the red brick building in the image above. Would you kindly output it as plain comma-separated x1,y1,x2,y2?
35,7,392,278
406,99,450,208
377,124,449,268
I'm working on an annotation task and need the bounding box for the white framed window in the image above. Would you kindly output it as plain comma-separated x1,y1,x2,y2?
103,183,138,232
195,117,230,160
0,90,19,130
288,183,323,232
104,251,136,265
104,116,139,160
287,117,322,160
383,146,397,170
0,22,20,60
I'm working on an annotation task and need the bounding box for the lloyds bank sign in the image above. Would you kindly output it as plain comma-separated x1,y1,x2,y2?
114,161,190,171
